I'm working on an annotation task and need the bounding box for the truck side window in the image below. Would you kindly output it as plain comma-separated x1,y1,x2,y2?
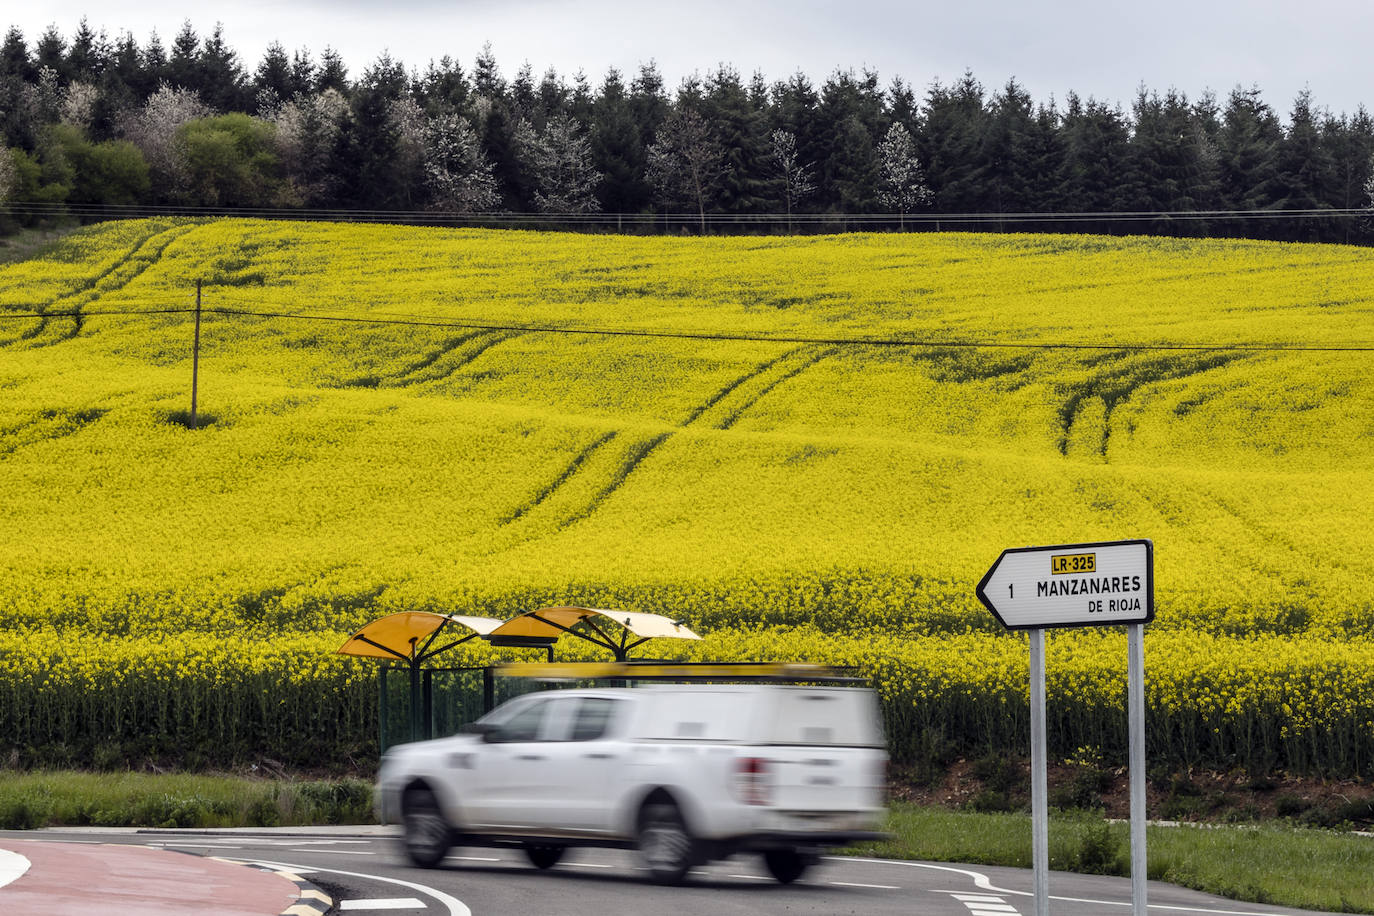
493,698,547,742
570,698,618,741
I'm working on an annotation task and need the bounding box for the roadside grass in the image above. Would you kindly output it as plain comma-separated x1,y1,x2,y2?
0,771,372,830
844,802,1374,914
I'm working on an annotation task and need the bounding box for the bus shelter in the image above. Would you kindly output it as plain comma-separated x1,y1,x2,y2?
338,606,702,747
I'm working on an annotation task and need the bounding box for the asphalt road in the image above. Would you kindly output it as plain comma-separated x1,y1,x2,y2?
0,827,1347,916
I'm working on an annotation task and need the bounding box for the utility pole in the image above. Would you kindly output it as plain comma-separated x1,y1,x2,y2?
190,279,202,429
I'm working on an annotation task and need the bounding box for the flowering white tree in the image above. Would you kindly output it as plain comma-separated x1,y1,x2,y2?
269,88,349,205
422,112,500,212
521,113,602,214
1366,152,1374,211
770,129,815,233
60,82,101,131
118,84,213,197
877,121,930,229
647,108,725,233
0,148,16,205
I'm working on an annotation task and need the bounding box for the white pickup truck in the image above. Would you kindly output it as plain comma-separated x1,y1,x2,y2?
375,683,888,884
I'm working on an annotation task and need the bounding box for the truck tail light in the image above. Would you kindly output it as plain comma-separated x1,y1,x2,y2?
735,756,773,806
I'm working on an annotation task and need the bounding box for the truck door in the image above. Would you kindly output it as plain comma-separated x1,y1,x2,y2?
538,696,625,834
465,694,565,830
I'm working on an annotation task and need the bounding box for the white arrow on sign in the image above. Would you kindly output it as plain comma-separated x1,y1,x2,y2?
976,539,1153,630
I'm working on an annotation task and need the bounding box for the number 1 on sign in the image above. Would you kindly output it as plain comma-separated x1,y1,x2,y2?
1009,584,1014,598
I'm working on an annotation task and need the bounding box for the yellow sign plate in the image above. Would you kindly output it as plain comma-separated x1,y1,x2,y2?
1051,552,1096,575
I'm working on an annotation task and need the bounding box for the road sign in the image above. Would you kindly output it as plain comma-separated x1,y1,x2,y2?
976,539,1153,630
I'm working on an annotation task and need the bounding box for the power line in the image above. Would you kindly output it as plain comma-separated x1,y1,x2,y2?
3,200,1373,225
4,306,1372,352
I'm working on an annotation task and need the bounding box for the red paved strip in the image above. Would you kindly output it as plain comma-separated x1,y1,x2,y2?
0,840,300,916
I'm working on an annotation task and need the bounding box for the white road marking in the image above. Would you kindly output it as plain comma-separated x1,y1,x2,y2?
564,862,613,869
0,850,31,889
148,842,243,849
339,898,426,910
287,848,377,855
237,858,470,916
727,873,772,880
839,858,1308,916
447,855,502,862
830,881,900,889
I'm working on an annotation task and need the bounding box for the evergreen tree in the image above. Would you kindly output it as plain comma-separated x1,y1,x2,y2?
702,64,770,214
142,31,168,90
1,27,33,82
316,47,348,93
816,68,885,213
332,78,405,209
590,67,649,213
629,62,669,156
167,22,200,94
537,67,568,125
921,72,986,217
1323,107,1374,243
1056,93,1131,232
1273,89,1336,240
289,48,316,99
417,56,469,117
65,18,104,84
980,79,1037,221
510,61,537,120
1217,85,1282,234
254,41,294,113
34,26,67,83
198,24,248,112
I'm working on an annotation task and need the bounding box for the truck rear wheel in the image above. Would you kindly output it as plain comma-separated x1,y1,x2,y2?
401,787,452,868
762,848,814,884
637,800,695,884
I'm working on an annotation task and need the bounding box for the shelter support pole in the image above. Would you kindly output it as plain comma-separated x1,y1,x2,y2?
423,670,434,740
483,667,495,715
1030,628,1048,916
409,662,421,743
1129,623,1148,916
378,666,389,754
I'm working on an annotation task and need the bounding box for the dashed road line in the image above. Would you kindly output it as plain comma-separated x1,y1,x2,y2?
830,881,900,889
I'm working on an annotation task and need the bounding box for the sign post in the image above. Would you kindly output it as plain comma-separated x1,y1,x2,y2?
976,539,1153,916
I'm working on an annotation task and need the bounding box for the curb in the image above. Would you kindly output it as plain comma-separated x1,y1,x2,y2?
215,858,333,915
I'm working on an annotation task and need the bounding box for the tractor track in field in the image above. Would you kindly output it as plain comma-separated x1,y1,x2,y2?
496,345,832,538
12,223,198,348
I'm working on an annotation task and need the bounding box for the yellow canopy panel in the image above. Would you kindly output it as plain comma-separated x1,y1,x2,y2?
337,612,504,660
488,606,701,641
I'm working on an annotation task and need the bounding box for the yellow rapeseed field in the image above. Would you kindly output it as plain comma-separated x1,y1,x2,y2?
1,219,1371,770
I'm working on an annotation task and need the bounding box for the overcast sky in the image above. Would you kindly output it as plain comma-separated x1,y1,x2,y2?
10,1,1374,117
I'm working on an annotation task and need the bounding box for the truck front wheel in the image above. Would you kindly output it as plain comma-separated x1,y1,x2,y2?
637,800,695,884
401,787,452,868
